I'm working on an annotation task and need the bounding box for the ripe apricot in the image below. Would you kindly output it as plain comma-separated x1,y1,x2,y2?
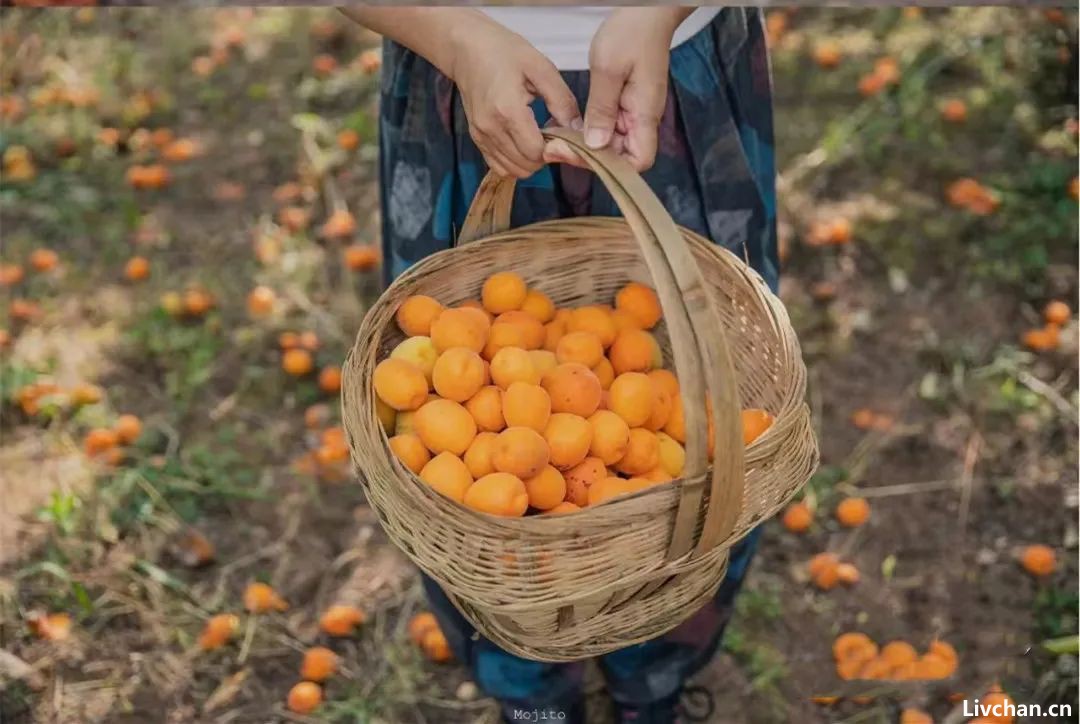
287,681,322,714
29,248,59,272
941,98,967,123
542,363,602,417
813,41,842,69
832,632,877,663
914,653,955,679
491,427,549,479
545,501,581,515
85,427,119,456
528,350,558,378
407,612,439,644
464,386,506,432
524,465,567,510
835,497,870,527
490,346,539,388
390,336,438,386
1020,544,1056,576
587,410,630,466
520,289,555,322
458,300,494,326
114,414,142,444
344,245,379,270
542,319,566,352
1044,300,1071,325
564,456,606,507
71,383,103,406
433,347,485,402
614,428,660,476
183,289,214,316
781,501,812,533
482,321,528,360
615,282,661,329
282,348,313,377
419,452,473,502
592,358,615,390
198,613,239,650
495,310,544,350
741,408,774,445
609,372,655,428
608,329,657,375
318,365,342,393
644,384,673,432
431,308,488,354
300,646,338,682
464,472,529,516
588,476,643,506
373,358,428,411
648,369,679,398
568,306,617,348
899,709,933,724
611,308,643,333
655,431,685,478
396,295,443,337
244,582,288,613
502,382,551,432
319,209,357,239
124,256,150,281
880,641,917,668
808,552,840,589
389,433,431,474
556,331,604,367
0,263,24,286
421,627,453,662
463,431,499,478
544,413,593,470
414,399,477,455
482,272,527,314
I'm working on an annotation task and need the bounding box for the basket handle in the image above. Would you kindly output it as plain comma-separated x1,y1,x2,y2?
459,128,744,561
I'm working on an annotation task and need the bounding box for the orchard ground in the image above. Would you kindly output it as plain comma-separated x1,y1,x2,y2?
1,7,1077,724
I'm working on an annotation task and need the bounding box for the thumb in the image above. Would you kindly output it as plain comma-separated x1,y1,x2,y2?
525,60,582,130
584,67,623,149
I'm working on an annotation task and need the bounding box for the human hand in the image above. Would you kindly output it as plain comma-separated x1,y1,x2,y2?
543,8,691,172
449,16,582,178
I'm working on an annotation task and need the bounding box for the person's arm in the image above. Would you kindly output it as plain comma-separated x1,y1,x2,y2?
544,7,696,172
340,7,581,179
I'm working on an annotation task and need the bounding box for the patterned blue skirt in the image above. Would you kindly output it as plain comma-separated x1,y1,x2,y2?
378,9,776,721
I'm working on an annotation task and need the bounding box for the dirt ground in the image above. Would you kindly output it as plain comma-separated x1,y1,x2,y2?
1,7,1077,724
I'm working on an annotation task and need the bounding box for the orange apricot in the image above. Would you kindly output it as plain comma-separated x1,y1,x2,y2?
431,308,488,354
414,399,477,455
389,433,431,474
318,365,342,393
941,98,967,123
198,613,239,650
524,465,567,510
615,282,661,329
114,414,143,444
463,431,499,478
588,476,643,506
608,329,657,375
482,321,528,360
419,452,474,502
655,432,685,477
741,408,774,445
337,128,360,151
587,410,631,466
542,319,566,352
528,349,558,378
1020,544,1056,577
282,348,314,377
300,646,338,682
520,289,555,322
344,245,380,270
564,456,606,507
647,369,679,399
464,472,529,516
502,382,551,432
124,256,150,281
407,612,439,644
491,427,549,479
373,358,429,411
490,346,539,388
611,308,643,333
0,263,24,286
781,501,812,533
835,497,870,528
84,427,119,456
899,709,933,724
390,337,438,385
545,501,581,515
609,372,655,428
243,582,288,613
544,413,593,470
71,383,103,406
556,331,604,367
880,640,918,668
808,552,841,590
832,632,877,663
592,358,615,390
567,306,617,348
1044,300,1071,325
396,295,444,337
613,428,660,476
644,383,673,432
433,347,486,402
29,248,59,272
465,386,506,432
482,272,527,314
542,363,602,417
813,41,842,69
183,289,214,316
495,310,544,350
420,627,453,662
287,681,322,714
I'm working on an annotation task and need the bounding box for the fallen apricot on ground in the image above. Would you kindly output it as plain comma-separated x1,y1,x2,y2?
300,646,338,682
835,497,870,527
243,582,288,613
319,604,365,636
28,612,72,641
198,613,239,650
781,501,812,533
1019,544,1056,577
287,681,322,714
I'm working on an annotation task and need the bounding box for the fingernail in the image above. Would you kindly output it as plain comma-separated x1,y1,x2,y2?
585,128,606,149
570,117,584,131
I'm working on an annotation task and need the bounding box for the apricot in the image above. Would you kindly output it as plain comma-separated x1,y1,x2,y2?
502,382,551,432
489,346,539,389
318,365,342,393
614,429,660,476
608,329,657,375
941,98,967,123
542,319,566,352
611,308,643,333
183,289,214,316
319,209,357,239
84,427,119,456
1044,300,1071,325
520,289,555,322
482,272,527,314
544,413,593,470
287,682,322,714
282,348,314,377
432,347,485,402
592,358,615,390
420,627,453,662
880,641,917,668
396,295,443,337
71,383,103,406
587,410,630,466
390,336,438,386
344,245,379,271
29,248,59,272
464,386,506,432
458,300,494,326
114,414,142,444
527,349,558,378
419,452,474,502
556,331,604,367
431,308,488,354
832,632,877,663
375,397,396,434
198,613,239,650
464,472,529,516
414,399,477,455
588,476,643,506
545,501,581,515
899,709,932,724
542,363,602,417
742,408,774,445
644,384,673,432
615,282,661,329
482,321,528,360
373,358,429,411
567,306,616,348
337,128,360,151
524,465,567,510
300,646,338,682
491,427,549,479
781,501,812,533
655,432,685,477
124,256,150,281
609,372,655,428
407,612,439,644
389,433,431,474
835,497,870,527
244,582,288,613
464,431,499,478
495,310,544,350
563,456,606,507
1020,544,1056,577
0,263,24,286
647,369,679,399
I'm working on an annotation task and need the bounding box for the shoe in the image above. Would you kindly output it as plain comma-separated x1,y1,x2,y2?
614,685,715,724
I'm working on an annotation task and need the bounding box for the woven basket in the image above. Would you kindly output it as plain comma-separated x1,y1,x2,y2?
342,129,818,662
